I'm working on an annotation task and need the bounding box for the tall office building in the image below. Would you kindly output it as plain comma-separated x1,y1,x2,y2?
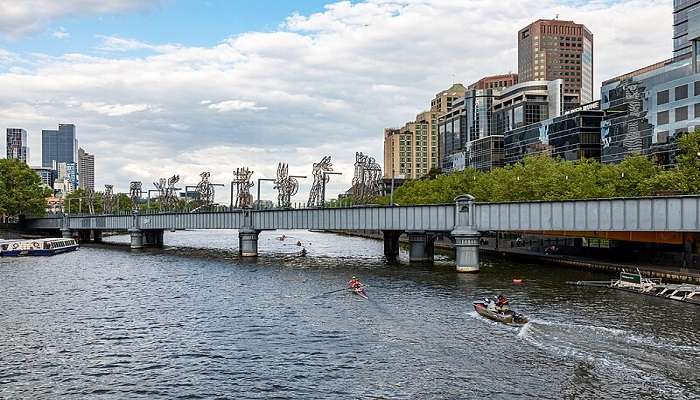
6,128,28,163
78,147,95,191
467,74,518,90
674,0,700,58
42,124,77,168
518,19,594,104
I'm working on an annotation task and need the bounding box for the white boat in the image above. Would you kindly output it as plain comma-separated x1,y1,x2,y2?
568,269,700,306
1,238,79,257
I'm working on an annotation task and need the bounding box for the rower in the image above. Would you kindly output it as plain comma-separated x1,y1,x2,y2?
348,276,363,289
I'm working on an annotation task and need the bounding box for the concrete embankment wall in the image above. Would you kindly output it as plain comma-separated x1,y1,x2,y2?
327,230,700,284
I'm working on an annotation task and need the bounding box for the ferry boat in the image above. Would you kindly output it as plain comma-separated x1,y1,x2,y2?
1,238,79,257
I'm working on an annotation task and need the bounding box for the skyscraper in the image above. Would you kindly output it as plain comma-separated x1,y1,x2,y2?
42,124,77,168
518,19,594,104
6,128,28,163
78,147,95,191
673,0,700,58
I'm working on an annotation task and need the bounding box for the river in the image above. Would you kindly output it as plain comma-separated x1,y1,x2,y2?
1,230,698,399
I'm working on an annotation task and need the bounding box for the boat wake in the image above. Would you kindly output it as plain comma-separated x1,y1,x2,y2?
517,319,699,398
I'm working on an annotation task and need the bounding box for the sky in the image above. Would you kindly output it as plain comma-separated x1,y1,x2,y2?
0,0,673,204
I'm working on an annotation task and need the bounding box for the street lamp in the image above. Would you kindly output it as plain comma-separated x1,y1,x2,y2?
256,178,276,209
321,171,342,207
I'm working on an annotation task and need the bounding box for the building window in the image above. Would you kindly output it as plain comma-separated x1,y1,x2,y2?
695,81,700,96
657,110,669,125
675,106,688,122
657,90,669,105
695,103,700,118
675,85,689,101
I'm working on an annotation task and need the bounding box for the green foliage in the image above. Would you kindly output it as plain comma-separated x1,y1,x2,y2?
0,159,52,217
382,132,700,205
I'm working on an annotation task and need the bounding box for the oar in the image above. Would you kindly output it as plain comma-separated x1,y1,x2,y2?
311,287,349,298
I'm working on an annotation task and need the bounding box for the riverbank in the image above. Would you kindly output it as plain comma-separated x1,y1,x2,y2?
328,229,700,284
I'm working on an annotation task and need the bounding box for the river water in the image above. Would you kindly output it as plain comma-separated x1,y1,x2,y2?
1,230,698,399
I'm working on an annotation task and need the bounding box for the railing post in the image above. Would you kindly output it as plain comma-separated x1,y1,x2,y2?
451,194,480,273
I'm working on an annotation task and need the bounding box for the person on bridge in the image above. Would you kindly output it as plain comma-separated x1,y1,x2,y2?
348,276,363,289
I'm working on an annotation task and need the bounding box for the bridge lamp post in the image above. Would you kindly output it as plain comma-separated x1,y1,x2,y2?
256,178,276,209
321,171,342,208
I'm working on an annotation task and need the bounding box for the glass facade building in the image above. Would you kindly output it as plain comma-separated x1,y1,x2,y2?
504,102,603,165
439,89,499,172
42,124,77,168
674,0,700,57
600,55,700,167
6,128,28,163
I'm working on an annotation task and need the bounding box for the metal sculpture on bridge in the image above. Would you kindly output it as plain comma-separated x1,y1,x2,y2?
84,188,96,214
195,172,215,205
274,163,298,208
103,185,116,214
233,167,254,208
307,156,333,207
129,181,142,211
154,175,181,211
351,152,383,203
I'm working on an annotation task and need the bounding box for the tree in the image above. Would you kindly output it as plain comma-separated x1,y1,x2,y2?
0,159,53,217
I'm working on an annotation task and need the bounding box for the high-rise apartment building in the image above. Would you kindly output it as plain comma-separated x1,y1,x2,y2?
674,0,700,58
383,111,440,180
430,83,467,114
6,128,28,163
518,19,594,104
78,147,95,191
42,124,77,168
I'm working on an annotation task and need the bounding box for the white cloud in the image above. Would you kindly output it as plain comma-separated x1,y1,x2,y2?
95,35,180,53
80,102,153,116
207,100,268,112
52,27,70,39
0,0,674,202
0,0,160,37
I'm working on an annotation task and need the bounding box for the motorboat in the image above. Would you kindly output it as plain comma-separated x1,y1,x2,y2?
473,298,528,325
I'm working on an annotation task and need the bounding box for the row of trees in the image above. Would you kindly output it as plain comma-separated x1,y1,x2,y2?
0,159,52,218
378,131,700,205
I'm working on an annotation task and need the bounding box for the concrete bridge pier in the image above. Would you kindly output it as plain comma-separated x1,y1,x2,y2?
383,230,401,262
143,230,164,248
78,230,91,243
407,231,435,264
451,195,481,273
239,228,259,257
129,228,144,249
93,230,103,243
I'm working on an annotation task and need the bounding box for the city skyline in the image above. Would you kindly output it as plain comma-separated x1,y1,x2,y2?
0,0,673,202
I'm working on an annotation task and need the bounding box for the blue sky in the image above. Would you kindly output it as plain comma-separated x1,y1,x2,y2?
0,0,672,202
1,1,336,56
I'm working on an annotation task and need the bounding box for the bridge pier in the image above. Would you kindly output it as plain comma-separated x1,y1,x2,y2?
451,195,481,273
78,230,91,243
143,230,164,248
407,231,435,264
383,230,401,262
61,228,72,239
239,228,259,257
129,228,144,249
93,230,103,243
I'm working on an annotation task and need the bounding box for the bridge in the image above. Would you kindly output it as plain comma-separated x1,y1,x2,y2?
21,195,700,272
